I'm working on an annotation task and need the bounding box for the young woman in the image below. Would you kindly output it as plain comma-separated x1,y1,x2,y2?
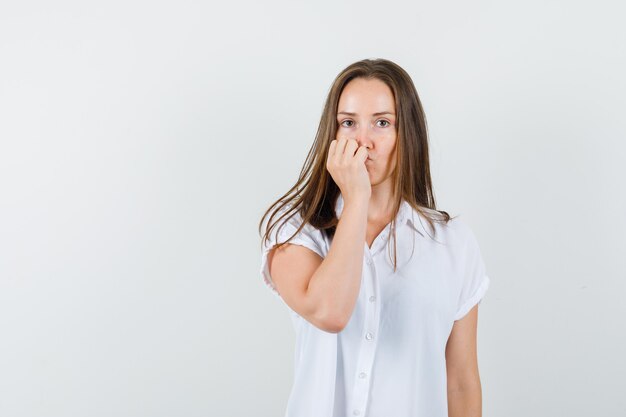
258,58,490,417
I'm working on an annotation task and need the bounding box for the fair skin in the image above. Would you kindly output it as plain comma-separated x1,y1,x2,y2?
337,77,482,417
269,76,482,416
335,77,398,247
446,305,483,417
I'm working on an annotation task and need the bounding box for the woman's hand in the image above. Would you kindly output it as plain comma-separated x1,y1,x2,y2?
326,137,371,202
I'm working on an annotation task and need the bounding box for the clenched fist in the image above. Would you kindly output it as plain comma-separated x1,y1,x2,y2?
326,137,371,202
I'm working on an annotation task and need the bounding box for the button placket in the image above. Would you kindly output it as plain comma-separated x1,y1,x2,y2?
351,251,379,417
371,224,391,257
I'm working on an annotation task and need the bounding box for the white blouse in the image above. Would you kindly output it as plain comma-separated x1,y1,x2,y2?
260,193,490,417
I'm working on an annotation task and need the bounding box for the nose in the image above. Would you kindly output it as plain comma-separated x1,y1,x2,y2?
355,123,374,149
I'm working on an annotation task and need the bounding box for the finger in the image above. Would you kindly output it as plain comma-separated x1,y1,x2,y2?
343,138,359,163
334,136,348,165
328,140,337,158
336,136,349,159
355,145,369,162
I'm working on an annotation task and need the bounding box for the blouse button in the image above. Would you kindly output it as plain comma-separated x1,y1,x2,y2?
353,410,360,416
366,258,371,265
369,295,375,302
365,332,373,340
359,372,367,378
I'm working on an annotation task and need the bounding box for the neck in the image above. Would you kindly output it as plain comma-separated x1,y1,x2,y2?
368,183,397,222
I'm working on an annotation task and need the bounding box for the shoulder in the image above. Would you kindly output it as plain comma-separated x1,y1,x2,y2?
443,216,476,242
278,203,321,235
270,203,327,251
437,216,485,268
416,211,477,250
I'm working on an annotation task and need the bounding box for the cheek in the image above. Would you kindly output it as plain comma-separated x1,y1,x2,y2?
384,136,397,155
384,141,398,165
336,126,348,138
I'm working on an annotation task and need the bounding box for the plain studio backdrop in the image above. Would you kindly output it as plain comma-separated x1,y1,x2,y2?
1,1,624,416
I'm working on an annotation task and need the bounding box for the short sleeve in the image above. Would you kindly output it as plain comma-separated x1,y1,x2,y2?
260,207,325,299
453,224,490,321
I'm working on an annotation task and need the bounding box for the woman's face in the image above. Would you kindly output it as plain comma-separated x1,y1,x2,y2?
336,77,398,186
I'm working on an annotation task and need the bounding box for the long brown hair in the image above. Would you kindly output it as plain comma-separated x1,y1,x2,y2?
259,58,455,271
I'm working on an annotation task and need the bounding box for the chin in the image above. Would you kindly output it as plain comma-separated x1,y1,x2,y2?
369,171,394,187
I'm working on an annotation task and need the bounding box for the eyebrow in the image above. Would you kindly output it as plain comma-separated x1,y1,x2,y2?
337,111,395,117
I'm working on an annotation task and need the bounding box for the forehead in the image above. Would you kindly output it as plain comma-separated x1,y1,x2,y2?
337,78,395,113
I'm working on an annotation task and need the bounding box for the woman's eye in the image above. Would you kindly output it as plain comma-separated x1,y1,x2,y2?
340,120,354,127
377,120,390,127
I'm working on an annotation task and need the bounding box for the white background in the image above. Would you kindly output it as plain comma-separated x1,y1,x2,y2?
1,1,625,416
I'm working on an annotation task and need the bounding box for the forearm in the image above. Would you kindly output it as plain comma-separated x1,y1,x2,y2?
447,379,482,417
307,195,368,328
